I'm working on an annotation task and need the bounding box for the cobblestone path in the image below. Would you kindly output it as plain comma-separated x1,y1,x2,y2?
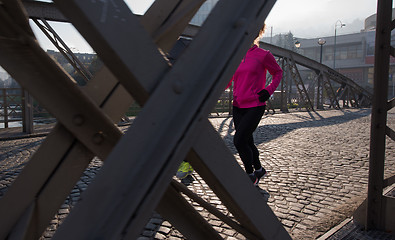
1,108,394,239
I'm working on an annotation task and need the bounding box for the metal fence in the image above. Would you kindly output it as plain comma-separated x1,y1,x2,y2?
0,88,23,128
0,88,55,129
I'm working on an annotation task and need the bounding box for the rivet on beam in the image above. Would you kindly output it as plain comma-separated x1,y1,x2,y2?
172,78,184,94
92,131,105,145
234,18,247,29
72,114,85,126
17,35,29,45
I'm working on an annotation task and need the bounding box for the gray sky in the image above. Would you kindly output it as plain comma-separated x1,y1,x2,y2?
29,0,380,53
264,0,379,38
128,0,380,38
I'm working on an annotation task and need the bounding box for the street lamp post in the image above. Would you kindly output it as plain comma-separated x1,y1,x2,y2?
317,38,326,109
333,20,346,69
318,38,326,63
286,39,301,111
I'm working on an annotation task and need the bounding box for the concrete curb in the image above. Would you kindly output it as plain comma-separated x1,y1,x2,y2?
317,218,353,240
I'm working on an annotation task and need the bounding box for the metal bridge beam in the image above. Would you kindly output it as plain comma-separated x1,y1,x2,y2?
0,0,291,239
23,0,67,22
366,0,395,231
353,0,395,233
260,42,372,110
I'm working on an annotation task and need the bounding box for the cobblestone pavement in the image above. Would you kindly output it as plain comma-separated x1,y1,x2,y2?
0,108,394,239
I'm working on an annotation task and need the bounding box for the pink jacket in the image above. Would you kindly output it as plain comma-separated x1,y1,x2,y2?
227,45,283,108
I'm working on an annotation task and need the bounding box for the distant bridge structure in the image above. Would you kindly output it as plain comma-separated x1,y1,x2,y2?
22,0,372,116
260,42,372,112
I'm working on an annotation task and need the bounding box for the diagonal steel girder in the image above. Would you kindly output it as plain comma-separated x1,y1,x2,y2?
366,0,395,231
0,1,122,158
0,2,128,239
0,0,210,239
32,17,93,82
48,0,290,239
288,56,314,110
0,0,211,238
0,0,218,238
0,0,290,238
322,72,341,109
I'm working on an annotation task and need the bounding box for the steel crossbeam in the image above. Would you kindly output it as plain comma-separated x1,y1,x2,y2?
288,56,314,110
51,1,289,239
32,18,93,82
278,58,289,112
0,0,291,239
0,1,194,238
353,0,395,233
366,0,395,231
322,72,341,109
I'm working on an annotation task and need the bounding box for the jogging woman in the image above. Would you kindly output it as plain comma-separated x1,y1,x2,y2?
227,24,283,185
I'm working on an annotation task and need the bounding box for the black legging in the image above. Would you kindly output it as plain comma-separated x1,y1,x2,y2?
233,106,265,174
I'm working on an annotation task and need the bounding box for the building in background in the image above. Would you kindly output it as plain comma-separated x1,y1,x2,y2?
262,11,395,99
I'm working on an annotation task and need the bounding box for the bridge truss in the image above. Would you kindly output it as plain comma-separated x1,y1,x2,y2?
259,42,373,113
0,0,391,239
353,0,395,233
0,0,291,239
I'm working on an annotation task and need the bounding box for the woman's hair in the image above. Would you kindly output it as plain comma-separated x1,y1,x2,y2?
253,23,266,46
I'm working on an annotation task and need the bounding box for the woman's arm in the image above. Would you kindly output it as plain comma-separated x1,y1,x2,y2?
263,52,283,95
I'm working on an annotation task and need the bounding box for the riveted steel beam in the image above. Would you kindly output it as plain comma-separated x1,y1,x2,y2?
0,1,291,239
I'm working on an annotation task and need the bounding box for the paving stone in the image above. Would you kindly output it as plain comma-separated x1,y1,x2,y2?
282,219,295,228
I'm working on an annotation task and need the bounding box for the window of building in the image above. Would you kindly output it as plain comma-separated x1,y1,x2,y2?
335,44,363,60
324,46,333,61
348,45,357,58
339,47,348,60
356,45,363,58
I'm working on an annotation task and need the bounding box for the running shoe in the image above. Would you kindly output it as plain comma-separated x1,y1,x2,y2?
181,174,195,186
176,161,193,179
249,173,258,185
254,168,267,185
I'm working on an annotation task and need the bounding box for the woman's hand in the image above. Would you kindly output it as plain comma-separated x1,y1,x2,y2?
258,89,270,102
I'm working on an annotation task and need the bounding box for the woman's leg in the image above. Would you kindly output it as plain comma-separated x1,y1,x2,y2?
247,135,262,171
233,106,265,174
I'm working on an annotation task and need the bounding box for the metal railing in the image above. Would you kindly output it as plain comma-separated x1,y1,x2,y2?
0,88,23,128
0,87,234,130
